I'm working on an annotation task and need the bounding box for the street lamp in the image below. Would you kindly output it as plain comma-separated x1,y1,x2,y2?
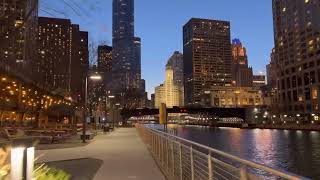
82,73,102,143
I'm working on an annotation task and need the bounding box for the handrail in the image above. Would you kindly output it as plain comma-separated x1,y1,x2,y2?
136,125,310,180
150,128,307,180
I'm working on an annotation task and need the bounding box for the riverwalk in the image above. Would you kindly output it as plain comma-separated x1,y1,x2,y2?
36,128,165,180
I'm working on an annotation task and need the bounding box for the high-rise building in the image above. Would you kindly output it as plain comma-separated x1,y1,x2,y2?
38,17,88,100
98,45,112,73
155,84,165,108
0,0,38,82
231,39,253,87
183,18,232,105
112,0,143,98
266,49,277,87
164,51,184,108
150,93,155,108
272,0,320,115
154,51,184,108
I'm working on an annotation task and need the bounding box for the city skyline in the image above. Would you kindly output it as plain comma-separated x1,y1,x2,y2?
1,1,320,179
39,0,273,95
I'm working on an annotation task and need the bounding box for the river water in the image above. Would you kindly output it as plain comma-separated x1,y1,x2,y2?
162,124,320,179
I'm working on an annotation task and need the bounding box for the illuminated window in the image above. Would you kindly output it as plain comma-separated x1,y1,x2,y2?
312,88,318,99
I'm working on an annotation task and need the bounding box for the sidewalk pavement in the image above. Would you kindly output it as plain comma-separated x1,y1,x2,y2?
36,128,165,180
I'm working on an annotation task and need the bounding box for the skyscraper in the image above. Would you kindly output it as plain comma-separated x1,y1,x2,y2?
155,84,165,108
112,0,142,96
183,18,232,105
164,51,184,107
38,17,88,100
272,0,320,115
155,51,185,108
98,45,112,72
0,0,38,82
231,39,253,87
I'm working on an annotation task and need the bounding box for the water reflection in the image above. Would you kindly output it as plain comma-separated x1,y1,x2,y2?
167,125,320,179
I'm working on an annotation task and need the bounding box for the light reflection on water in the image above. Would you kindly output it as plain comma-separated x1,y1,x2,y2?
164,125,320,179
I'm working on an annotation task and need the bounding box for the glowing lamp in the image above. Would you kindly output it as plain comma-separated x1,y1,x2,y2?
89,75,102,80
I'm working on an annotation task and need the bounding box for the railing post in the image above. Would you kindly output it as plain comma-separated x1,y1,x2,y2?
179,143,183,180
152,132,154,154
240,166,248,180
171,141,175,177
208,152,213,180
166,138,169,173
158,135,161,161
159,135,163,166
190,146,195,180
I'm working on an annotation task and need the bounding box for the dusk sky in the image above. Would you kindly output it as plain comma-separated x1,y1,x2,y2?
39,0,274,95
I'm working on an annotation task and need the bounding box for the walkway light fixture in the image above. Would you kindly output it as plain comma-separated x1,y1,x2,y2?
83,73,102,143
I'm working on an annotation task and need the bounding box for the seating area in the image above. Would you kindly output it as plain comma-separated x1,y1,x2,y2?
0,127,75,144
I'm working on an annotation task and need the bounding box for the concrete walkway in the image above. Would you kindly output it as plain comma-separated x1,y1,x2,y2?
36,128,165,180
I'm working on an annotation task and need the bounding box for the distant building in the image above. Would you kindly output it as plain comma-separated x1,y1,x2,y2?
98,45,112,72
266,49,277,88
154,51,184,108
38,17,88,101
112,0,144,105
209,86,263,108
150,93,155,108
253,75,266,89
183,18,232,105
272,0,320,115
0,0,39,82
164,51,184,108
155,84,165,108
231,39,253,87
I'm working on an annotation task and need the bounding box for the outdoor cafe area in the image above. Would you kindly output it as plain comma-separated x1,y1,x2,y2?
0,74,82,144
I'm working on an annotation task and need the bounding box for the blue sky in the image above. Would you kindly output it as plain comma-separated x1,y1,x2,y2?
40,0,274,95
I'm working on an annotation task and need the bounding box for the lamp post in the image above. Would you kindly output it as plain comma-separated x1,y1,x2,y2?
82,73,102,143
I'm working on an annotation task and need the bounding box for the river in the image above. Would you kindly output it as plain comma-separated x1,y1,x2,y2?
159,124,320,179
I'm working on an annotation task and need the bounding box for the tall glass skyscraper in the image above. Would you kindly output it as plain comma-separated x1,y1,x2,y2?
112,0,144,106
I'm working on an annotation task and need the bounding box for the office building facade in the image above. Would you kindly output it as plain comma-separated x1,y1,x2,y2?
38,17,88,101
0,0,39,82
155,84,165,108
272,0,320,115
183,18,232,105
98,45,112,73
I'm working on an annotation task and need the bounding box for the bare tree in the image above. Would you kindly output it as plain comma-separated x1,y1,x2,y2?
88,40,98,65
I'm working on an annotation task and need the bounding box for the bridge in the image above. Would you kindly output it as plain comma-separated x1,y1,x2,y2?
121,107,248,121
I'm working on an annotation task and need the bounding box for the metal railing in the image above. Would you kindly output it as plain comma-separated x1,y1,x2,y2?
136,125,309,180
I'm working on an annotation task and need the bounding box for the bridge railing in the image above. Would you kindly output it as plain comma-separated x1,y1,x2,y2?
136,125,308,180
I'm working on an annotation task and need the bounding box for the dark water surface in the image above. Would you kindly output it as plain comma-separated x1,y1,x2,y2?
163,125,320,179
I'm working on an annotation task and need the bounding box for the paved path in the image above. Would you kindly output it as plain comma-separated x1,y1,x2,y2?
36,128,165,180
